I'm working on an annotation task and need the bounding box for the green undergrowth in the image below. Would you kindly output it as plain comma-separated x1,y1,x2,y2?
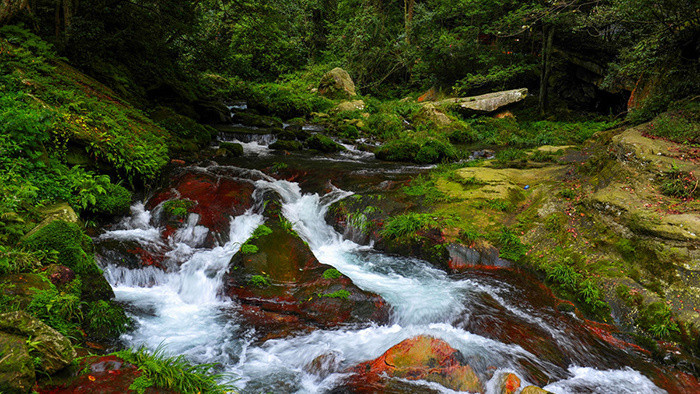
113,346,235,394
0,26,169,183
240,224,273,255
322,268,342,279
380,213,454,240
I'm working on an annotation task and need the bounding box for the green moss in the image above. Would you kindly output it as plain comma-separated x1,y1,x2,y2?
22,221,98,276
240,244,259,255
219,142,244,157
91,182,132,216
248,274,271,288
376,137,458,164
321,289,350,299
270,140,303,151
322,269,342,279
162,200,195,219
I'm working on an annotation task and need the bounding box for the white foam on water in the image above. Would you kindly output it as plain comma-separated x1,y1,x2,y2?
95,168,667,394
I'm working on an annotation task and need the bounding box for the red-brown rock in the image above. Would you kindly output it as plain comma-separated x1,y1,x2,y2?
348,336,484,393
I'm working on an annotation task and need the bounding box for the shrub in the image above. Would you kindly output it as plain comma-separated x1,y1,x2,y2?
27,283,83,336
376,138,458,164
497,227,527,262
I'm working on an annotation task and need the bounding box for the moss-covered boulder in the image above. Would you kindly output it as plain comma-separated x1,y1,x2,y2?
0,273,52,308
305,134,346,153
0,332,35,394
318,68,357,99
219,142,244,157
270,139,303,151
23,203,78,240
347,336,484,393
22,220,114,302
224,200,388,340
0,311,76,375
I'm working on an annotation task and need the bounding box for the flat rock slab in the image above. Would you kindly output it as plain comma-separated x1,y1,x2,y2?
438,88,528,113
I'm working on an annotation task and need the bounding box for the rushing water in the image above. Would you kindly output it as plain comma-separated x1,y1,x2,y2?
90,108,685,393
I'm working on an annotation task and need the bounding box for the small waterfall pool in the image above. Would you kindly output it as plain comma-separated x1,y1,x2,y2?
94,162,673,393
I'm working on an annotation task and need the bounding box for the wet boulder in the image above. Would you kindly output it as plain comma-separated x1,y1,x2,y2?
0,311,76,375
0,332,35,394
224,201,389,340
44,264,76,288
347,336,484,393
499,372,521,394
305,134,346,153
148,171,256,243
318,68,357,99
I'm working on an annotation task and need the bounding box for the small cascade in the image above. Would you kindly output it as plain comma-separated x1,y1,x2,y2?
96,165,669,393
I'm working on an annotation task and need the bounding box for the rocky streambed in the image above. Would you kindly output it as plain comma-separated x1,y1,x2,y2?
37,125,693,394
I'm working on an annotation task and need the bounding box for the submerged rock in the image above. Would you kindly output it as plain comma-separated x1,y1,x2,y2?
347,336,484,393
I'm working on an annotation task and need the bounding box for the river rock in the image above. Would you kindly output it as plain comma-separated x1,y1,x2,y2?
347,336,484,393
44,264,76,288
0,332,35,394
0,311,76,375
499,372,521,394
147,171,256,245
318,68,357,99
224,199,389,340
305,134,346,153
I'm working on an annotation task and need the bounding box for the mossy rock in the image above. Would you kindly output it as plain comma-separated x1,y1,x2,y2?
91,183,132,217
22,221,98,276
151,106,214,145
270,140,303,151
21,221,114,302
219,142,244,157
0,273,52,308
305,134,345,153
23,203,78,240
318,68,357,99
0,311,76,375
0,332,35,394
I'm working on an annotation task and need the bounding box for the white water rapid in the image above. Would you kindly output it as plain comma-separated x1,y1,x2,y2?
96,168,665,394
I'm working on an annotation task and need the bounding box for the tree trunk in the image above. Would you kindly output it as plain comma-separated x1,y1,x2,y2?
539,24,555,114
404,0,414,43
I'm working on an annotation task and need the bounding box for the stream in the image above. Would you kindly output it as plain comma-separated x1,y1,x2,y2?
93,130,681,393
